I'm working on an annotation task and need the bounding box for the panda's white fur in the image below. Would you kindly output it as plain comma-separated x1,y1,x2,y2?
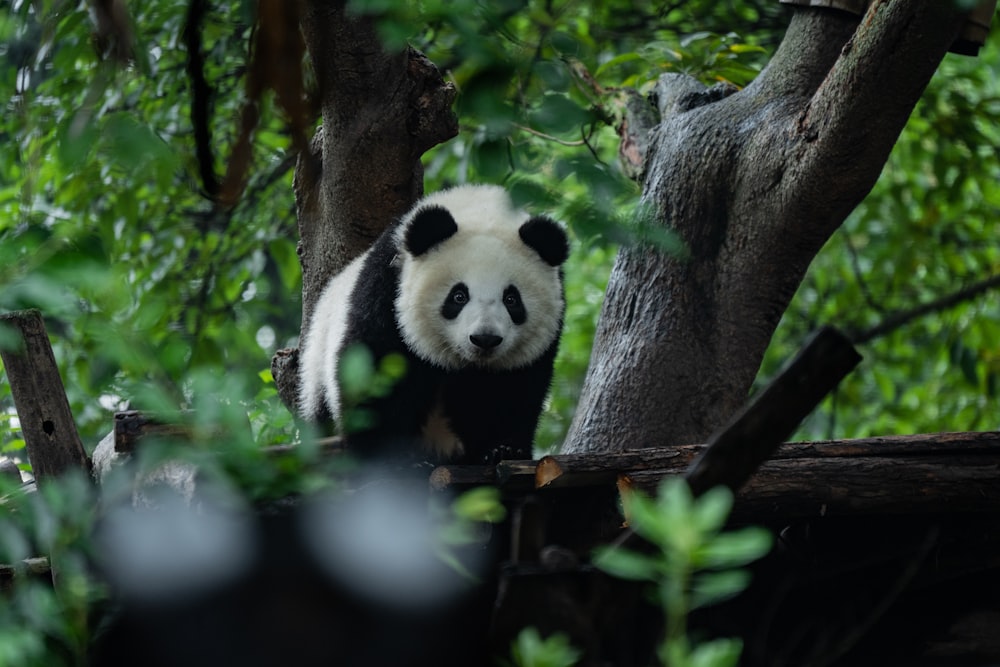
394,186,564,373
297,184,568,462
297,253,366,421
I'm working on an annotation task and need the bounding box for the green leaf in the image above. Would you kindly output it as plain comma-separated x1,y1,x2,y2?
452,486,507,524
594,52,644,78
592,545,660,582
625,486,690,552
268,238,301,291
688,638,744,667
338,343,376,401
57,112,99,169
697,526,773,569
378,352,407,382
691,569,751,609
471,137,511,180
510,627,582,667
101,114,178,186
530,93,593,135
688,485,734,536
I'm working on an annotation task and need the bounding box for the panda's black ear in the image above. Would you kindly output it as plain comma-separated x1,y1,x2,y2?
519,216,569,267
405,206,458,257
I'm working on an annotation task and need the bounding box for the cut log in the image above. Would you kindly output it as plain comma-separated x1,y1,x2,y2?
432,431,1000,517
0,310,90,481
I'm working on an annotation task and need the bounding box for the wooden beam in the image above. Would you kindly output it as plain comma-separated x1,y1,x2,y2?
0,310,90,481
685,326,862,497
431,431,1000,517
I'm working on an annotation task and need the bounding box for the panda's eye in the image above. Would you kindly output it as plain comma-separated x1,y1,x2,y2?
503,285,526,325
442,283,470,320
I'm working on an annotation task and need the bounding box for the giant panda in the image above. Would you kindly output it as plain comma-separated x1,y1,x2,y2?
297,185,569,464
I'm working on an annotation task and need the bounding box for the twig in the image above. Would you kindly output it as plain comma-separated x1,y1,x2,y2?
513,124,589,146
849,273,1000,345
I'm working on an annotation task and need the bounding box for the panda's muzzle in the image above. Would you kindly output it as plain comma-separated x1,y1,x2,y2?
470,333,503,350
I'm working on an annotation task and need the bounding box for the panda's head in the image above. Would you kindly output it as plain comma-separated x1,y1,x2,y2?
394,186,569,371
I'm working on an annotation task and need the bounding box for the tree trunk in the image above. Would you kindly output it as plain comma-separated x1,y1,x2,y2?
0,310,91,481
271,0,457,410
563,3,968,453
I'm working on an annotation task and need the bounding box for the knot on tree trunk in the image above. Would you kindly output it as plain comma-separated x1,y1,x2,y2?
406,47,458,155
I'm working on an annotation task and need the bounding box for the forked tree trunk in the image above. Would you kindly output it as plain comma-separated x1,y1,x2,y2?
562,2,969,453
276,1,971,450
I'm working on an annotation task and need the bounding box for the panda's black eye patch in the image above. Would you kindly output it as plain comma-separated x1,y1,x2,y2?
503,286,526,324
442,283,469,320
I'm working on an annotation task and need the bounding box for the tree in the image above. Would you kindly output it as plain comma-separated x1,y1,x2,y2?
270,0,999,454
2,1,999,664
2,0,998,460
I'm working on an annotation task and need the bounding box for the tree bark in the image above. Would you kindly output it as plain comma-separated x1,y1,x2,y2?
271,0,457,410
564,2,968,453
432,431,1000,518
0,310,91,481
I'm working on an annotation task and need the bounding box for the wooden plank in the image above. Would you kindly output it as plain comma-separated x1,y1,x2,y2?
685,326,862,496
431,431,1000,516
0,310,90,481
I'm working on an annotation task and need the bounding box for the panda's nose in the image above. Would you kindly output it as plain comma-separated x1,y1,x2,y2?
470,333,503,350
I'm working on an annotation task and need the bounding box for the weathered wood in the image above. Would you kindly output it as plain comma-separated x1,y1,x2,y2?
634,453,1000,518
0,310,90,481
685,326,862,496
113,410,191,453
432,431,1000,517
113,409,257,454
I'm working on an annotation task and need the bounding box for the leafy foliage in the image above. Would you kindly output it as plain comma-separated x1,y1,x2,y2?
506,627,583,667
1,0,778,457
2,1,999,666
594,478,772,667
1,0,301,457
760,32,1000,440
0,471,100,666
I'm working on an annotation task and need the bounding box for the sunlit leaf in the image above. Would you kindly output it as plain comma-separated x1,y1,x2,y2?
452,486,507,523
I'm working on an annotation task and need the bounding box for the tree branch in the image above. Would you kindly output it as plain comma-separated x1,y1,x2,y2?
685,326,861,497
794,1,966,226
183,0,219,199
564,3,972,454
849,273,1000,345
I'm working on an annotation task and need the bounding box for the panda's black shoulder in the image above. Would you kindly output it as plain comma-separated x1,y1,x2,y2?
344,220,406,356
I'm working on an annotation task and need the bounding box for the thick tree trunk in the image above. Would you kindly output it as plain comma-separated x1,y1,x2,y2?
563,2,968,453
271,1,457,409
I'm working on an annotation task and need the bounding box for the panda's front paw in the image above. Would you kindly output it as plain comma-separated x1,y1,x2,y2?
484,445,531,465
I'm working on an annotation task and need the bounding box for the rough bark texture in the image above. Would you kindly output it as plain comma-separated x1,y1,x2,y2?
564,2,968,454
271,1,457,410
0,310,91,481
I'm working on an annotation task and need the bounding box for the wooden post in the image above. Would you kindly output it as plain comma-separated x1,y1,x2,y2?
0,310,91,481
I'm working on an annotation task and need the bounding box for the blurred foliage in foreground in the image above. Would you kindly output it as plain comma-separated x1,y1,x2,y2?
1,1,999,461
1,0,998,665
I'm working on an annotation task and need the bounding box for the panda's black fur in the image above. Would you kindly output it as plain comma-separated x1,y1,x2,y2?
298,185,569,464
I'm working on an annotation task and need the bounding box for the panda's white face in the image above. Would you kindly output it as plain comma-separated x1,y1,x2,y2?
394,186,568,371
